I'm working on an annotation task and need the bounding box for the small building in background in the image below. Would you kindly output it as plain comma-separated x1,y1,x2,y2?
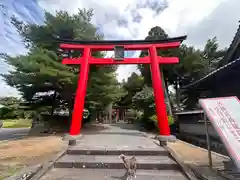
182,23,240,100
174,22,240,155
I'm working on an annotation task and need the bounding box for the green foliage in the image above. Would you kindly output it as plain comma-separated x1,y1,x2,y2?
2,119,32,128
138,26,169,86
87,67,125,109
132,85,155,118
149,115,174,125
1,9,124,120
168,116,175,125
202,36,227,74
137,26,227,111
117,72,144,108
125,109,138,119
0,97,30,119
11,9,102,51
123,72,144,92
149,114,175,130
1,8,228,129
134,28,174,124
179,37,227,109
82,109,89,119
132,25,227,131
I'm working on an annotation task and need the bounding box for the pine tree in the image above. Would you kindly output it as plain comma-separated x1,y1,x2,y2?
1,9,124,124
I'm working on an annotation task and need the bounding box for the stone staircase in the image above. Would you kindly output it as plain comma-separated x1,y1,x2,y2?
39,124,191,180
55,145,179,170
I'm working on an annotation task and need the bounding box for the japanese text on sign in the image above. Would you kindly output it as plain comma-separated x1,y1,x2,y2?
199,96,240,166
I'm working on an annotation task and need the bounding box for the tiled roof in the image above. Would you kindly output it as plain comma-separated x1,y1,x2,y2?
218,23,240,67
182,22,240,89
182,57,240,89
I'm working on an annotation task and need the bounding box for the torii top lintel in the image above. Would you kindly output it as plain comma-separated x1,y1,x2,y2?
57,36,187,51
56,36,187,65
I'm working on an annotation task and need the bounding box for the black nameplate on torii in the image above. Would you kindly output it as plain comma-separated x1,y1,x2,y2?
114,46,124,61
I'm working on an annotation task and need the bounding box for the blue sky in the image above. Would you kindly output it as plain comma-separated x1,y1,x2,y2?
0,0,240,97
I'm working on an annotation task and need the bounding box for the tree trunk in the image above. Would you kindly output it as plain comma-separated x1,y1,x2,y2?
107,103,113,124
160,68,173,116
175,81,180,110
92,110,97,122
67,98,74,129
144,65,152,86
165,79,174,115
103,109,108,124
50,91,57,116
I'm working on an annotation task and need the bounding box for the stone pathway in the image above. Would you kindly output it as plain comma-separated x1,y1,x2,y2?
39,123,190,180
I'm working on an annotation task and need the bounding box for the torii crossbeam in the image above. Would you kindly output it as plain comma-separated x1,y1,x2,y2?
57,36,187,144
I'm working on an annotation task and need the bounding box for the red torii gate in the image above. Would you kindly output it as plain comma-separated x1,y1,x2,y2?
58,36,186,144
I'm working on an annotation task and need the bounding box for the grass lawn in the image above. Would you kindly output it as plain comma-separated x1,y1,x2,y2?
2,119,32,128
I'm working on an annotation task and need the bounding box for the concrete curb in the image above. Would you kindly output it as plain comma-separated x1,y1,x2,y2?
62,134,84,146
188,165,212,180
188,164,228,180
157,135,177,142
164,145,199,180
165,144,228,180
62,134,84,141
28,147,68,180
137,131,203,179
143,130,229,160
4,164,43,180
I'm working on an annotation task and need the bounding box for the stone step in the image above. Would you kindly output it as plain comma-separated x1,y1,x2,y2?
54,155,179,170
67,145,169,156
40,168,188,180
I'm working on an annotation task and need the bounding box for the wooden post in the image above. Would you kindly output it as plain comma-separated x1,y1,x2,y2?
204,114,213,167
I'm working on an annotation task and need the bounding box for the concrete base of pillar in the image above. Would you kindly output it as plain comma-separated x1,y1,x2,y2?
223,160,240,172
62,134,83,146
156,135,176,146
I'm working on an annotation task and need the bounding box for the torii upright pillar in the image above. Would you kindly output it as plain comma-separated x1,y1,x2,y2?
58,36,187,145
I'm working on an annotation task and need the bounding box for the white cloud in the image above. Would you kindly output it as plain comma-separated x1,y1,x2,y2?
186,0,240,49
0,78,20,97
39,0,234,82
0,0,239,96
